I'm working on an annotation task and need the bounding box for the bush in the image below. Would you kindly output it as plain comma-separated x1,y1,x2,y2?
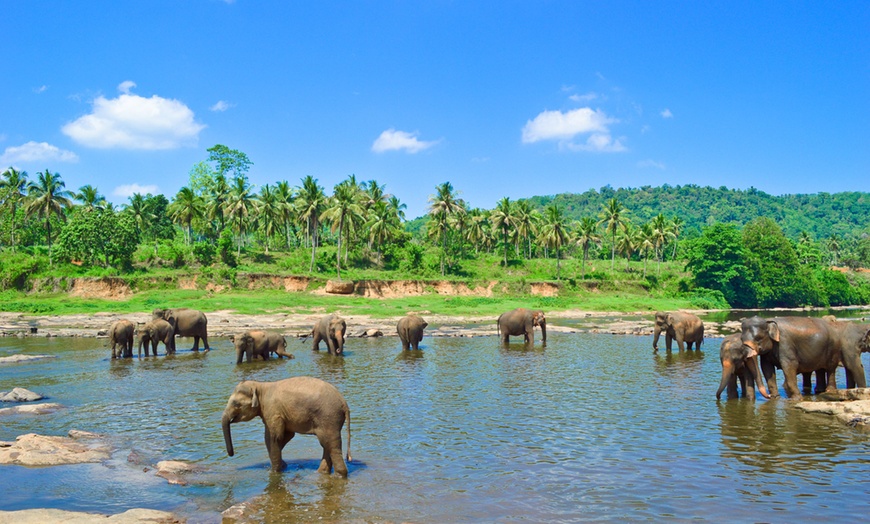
192,241,216,266
218,229,237,268
688,288,730,310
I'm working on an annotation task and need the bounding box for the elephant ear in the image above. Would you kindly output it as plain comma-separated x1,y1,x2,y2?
250,387,259,409
666,314,675,327
767,321,781,343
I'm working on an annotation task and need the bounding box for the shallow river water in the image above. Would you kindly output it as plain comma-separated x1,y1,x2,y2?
2,331,870,522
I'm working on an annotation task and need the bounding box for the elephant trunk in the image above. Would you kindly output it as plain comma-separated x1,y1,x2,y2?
540,321,547,343
653,326,661,350
716,360,733,400
743,349,770,399
336,328,345,354
222,413,234,457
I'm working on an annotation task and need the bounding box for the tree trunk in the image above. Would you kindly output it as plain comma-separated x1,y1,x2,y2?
336,215,344,279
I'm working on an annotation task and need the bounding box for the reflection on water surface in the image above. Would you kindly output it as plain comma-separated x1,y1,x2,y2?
1,332,869,521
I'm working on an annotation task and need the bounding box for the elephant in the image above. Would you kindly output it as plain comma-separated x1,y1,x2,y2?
397,315,428,351
497,308,546,345
653,311,704,352
232,330,294,364
221,376,352,476
716,334,768,400
137,319,175,357
152,308,209,351
108,319,135,359
311,314,347,356
822,319,869,389
740,315,866,400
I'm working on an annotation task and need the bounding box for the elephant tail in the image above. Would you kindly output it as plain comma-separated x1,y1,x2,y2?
300,330,313,344
345,407,352,463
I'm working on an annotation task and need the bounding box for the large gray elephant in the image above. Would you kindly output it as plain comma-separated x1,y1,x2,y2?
397,315,428,351
222,376,352,476
152,308,209,351
108,319,135,359
823,319,869,389
717,334,769,400
740,316,865,399
232,330,293,364
497,308,546,345
137,319,175,357
653,311,704,352
311,314,346,356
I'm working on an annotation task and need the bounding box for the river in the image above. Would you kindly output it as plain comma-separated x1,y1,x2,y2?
2,330,870,522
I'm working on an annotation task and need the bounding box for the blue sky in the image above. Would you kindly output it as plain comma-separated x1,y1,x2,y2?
2,1,868,219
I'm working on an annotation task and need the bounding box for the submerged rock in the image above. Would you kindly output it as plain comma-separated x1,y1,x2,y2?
0,354,56,364
0,387,44,402
0,508,182,523
0,430,110,466
155,460,201,486
0,403,62,416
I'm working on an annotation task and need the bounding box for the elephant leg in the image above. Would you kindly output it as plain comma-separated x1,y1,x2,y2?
761,359,779,399
727,375,738,400
675,334,685,352
824,368,838,392
665,334,673,352
801,372,812,393
312,334,322,351
201,334,210,351
780,365,802,399
317,433,347,477
191,336,200,352
843,355,866,389
265,426,290,472
401,338,410,351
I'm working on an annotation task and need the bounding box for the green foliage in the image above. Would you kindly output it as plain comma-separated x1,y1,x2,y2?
0,252,44,289
687,288,731,310
192,241,216,266
218,228,237,267
55,207,140,269
684,223,755,308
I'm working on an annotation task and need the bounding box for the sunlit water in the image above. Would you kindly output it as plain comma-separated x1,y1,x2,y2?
2,331,870,522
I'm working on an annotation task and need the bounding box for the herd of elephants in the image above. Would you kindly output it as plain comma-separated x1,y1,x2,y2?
102,306,870,479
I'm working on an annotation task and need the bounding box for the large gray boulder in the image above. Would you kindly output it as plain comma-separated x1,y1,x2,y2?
0,387,44,402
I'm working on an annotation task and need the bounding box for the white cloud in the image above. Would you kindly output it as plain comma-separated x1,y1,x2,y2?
34,85,48,94
569,92,598,103
637,159,666,170
112,183,160,198
372,129,438,154
62,85,206,150
522,107,625,152
661,108,673,119
210,100,233,112
0,141,79,164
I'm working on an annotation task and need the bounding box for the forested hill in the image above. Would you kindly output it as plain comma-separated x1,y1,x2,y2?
520,185,870,240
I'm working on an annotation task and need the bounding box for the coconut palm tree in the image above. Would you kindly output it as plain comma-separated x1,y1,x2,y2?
256,184,282,254
827,234,841,266
275,180,296,249
321,181,364,279
490,197,516,266
639,223,656,278
74,184,106,210
224,176,256,258
428,182,464,276
0,167,29,251
207,173,231,233
574,216,601,279
25,169,73,265
514,200,539,259
616,222,640,270
296,176,326,272
169,186,204,245
388,195,406,223
597,197,627,270
670,216,684,259
466,208,490,255
651,213,674,274
364,200,397,264
539,204,569,279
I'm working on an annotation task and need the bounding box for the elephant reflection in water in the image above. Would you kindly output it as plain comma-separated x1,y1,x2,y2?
717,400,847,476
223,471,348,521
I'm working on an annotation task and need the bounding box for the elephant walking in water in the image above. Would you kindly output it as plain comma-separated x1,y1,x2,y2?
137,319,175,357
232,330,293,363
653,311,704,352
152,308,209,351
108,319,135,359
397,314,427,351
497,308,546,346
310,314,347,356
717,333,769,400
221,376,351,476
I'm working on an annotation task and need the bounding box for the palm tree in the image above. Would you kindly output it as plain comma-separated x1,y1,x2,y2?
514,200,539,259
296,176,326,272
539,204,569,279
256,184,282,254
207,173,231,233
25,169,73,265
597,197,627,270
169,187,204,245
827,234,841,266
428,182,464,276
365,200,398,264
651,214,674,274
74,184,106,210
275,180,296,249
466,208,490,255
616,222,640,270
670,216,684,259
224,176,256,258
0,167,29,251
388,195,406,223
321,181,364,279
574,216,601,279
639,223,656,278
490,197,516,266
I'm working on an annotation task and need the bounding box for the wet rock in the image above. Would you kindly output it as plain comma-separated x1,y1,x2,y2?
362,329,383,337
0,354,56,364
0,387,44,402
797,390,870,428
0,430,110,466
0,508,182,523
0,403,63,416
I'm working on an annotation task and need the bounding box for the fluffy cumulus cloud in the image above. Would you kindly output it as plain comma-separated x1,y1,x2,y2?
371,129,438,154
112,183,160,198
62,82,205,150
0,141,79,164
522,107,625,152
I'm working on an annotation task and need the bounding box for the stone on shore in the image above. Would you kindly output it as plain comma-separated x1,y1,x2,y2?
0,403,63,416
0,387,44,402
796,388,870,428
0,430,110,466
0,508,182,523
325,279,355,294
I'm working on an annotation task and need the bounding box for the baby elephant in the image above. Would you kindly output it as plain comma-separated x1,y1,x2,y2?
108,319,135,358
397,314,428,351
221,376,352,476
311,314,347,355
138,319,175,357
232,330,294,364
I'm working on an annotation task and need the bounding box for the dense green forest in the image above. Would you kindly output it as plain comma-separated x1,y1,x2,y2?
2,144,870,311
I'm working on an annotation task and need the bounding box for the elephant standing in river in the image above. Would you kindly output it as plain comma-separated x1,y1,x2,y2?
108,319,135,359
497,308,546,345
653,311,704,352
822,319,870,389
397,315,427,351
232,330,293,363
152,308,209,351
717,334,767,400
138,318,175,357
740,316,865,400
222,376,351,476
311,314,347,355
